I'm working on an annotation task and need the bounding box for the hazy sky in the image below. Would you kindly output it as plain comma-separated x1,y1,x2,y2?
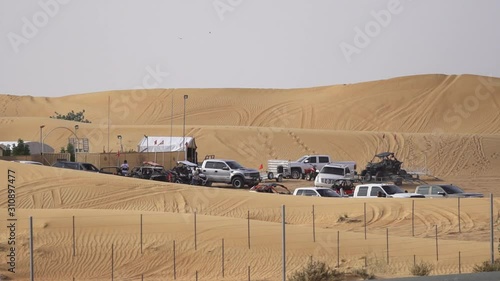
1,0,499,97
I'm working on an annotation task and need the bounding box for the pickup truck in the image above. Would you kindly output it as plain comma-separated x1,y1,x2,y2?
293,187,341,198
270,155,332,180
353,183,425,198
414,184,484,198
200,159,260,188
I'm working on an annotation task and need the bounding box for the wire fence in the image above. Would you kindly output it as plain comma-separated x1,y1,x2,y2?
2,197,499,280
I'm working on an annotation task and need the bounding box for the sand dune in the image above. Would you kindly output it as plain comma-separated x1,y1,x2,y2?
0,74,500,280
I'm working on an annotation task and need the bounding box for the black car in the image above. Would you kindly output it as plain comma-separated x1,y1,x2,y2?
128,161,172,182
52,161,99,172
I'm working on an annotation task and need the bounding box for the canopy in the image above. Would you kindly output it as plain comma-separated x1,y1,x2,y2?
137,137,196,153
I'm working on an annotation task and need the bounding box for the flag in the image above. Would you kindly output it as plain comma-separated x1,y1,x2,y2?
259,164,263,170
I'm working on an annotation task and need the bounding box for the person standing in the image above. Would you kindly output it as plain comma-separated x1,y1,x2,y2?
120,160,129,176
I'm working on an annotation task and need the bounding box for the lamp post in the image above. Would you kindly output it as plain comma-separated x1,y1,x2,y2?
183,95,188,160
40,125,45,156
74,125,79,161
117,135,123,153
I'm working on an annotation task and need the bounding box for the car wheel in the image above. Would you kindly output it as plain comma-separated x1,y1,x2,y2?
267,172,274,180
363,172,372,181
277,175,283,182
231,177,244,188
291,169,301,179
175,179,182,184
375,171,384,181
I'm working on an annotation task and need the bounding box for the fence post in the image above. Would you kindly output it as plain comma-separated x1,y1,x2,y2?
459,251,461,274
364,202,367,240
30,216,34,281
73,216,76,256
435,225,439,261
140,214,143,254
248,265,251,281
222,238,225,278
312,205,316,242
412,200,415,236
458,197,461,233
337,231,340,268
194,211,197,250
173,240,176,280
111,244,114,281
248,210,251,249
386,228,389,264
490,194,495,264
282,205,286,281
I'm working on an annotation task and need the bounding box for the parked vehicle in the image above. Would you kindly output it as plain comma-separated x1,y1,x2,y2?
99,166,123,175
12,160,43,165
170,160,199,184
414,184,484,198
267,155,331,180
128,161,172,182
52,161,99,172
293,187,341,198
353,183,425,198
360,152,406,182
201,159,260,188
266,160,292,182
304,164,319,181
250,183,291,194
314,163,354,187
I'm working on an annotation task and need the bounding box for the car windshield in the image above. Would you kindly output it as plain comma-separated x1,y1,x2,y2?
296,156,307,162
440,185,464,194
317,189,341,197
81,163,99,172
381,185,405,195
226,161,244,169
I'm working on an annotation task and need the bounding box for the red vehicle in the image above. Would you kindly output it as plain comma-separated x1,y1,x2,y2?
303,164,319,181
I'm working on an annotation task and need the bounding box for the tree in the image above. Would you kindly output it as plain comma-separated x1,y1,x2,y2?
66,143,75,161
3,145,12,156
12,139,30,156
50,109,91,123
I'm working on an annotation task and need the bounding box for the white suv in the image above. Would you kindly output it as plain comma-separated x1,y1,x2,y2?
314,163,353,187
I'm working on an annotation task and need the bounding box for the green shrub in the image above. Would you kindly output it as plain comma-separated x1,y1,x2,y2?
288,260,344,281
410,261,434,276
473,259,500,272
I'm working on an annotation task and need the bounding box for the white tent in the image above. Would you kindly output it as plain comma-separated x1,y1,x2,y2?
137,136,196,153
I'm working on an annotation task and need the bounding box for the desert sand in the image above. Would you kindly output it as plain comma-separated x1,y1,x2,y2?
1,74,500,280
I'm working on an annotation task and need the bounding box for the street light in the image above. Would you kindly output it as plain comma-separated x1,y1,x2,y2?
74,125,79,161
40,125,45,156
117,135,123,153
183,95,188,160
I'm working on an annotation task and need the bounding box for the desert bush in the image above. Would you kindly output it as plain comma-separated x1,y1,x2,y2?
50,109,91,123
410,261,434,276
288,260,344,281
473,259,500,272
350,268,376,279
337,213,349,223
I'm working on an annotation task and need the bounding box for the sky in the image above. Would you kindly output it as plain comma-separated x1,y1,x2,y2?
0,0,499,97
